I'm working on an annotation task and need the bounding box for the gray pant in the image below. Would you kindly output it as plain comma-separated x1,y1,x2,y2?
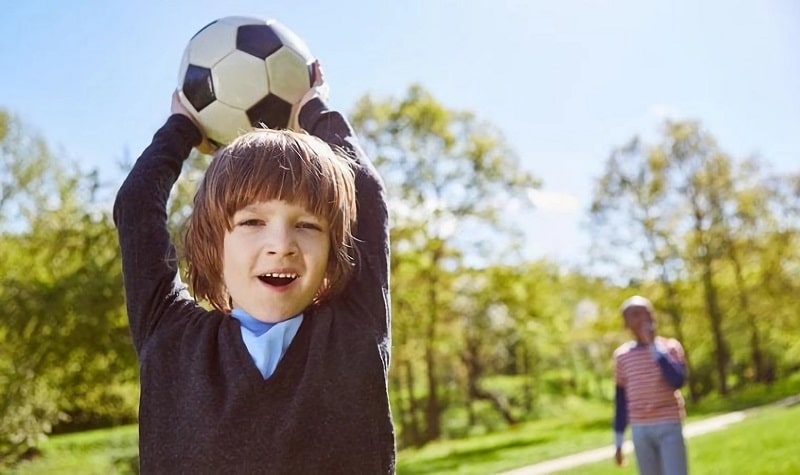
631,421,688,475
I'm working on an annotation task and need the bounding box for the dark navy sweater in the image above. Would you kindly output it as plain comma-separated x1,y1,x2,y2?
113,100,395,474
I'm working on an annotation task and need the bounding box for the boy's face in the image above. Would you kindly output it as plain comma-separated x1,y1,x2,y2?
222,200,330,322
623,305,655,344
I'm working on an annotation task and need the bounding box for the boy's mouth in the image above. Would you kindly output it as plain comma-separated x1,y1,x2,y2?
258,272,298,287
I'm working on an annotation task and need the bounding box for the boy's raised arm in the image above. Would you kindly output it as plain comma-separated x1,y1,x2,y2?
113,112,200,353
297,76,390,337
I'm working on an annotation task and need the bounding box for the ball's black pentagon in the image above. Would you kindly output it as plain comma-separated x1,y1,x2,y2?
236,24,283,59
246,93,292,129
182,64,215,112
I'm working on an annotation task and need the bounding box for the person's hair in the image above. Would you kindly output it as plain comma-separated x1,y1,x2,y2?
183,128,358,313
620,295,654,316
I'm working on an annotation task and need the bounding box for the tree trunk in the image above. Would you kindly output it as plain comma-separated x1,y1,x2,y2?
727,244,768,383
424,345,441,441
424,248,443,442
401,360,423,447
700,256,729,395
461,340,518,425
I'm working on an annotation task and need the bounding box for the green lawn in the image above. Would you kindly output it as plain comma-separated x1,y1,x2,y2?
8,425,138,475
396,419,611,475
558,403,800,475
396,396,617,475
7,390,799,475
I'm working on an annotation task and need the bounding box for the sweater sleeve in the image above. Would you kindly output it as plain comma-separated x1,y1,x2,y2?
652,339,686,389
613,384,628,447
298,99,391,339
113,114,202,354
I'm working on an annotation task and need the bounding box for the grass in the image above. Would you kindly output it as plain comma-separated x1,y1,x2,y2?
557,402,800,475
8,425,138,475
397,396,614,475
396,419,611,475
7,377,800,475
398,376,800,475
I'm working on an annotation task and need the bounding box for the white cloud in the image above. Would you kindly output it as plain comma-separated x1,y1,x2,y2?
526,189,581,214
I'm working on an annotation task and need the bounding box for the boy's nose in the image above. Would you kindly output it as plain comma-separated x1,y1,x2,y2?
264,227,298,256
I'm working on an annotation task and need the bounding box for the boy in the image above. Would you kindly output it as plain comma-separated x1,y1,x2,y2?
114,63,395,473
613,295,687,475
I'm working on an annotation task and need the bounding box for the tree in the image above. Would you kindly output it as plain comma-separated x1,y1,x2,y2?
0,109,69,463
0,109,136,465
590,119,800,398
350,84,539,445
589,129,698,398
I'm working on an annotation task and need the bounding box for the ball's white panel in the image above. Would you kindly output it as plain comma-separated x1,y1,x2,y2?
197,101,252,145
265,47,310,103
187,21,238,68
218,16,266,28
211,50,270,109
267,19,314,62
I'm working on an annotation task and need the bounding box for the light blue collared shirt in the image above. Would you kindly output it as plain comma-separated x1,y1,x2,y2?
230,308,303,379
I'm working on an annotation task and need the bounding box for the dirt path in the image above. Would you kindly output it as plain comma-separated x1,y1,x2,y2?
498,394,800,475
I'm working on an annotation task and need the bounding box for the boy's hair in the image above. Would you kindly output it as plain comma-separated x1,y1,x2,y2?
183,128,358,313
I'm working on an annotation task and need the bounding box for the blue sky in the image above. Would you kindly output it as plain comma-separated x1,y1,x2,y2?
2,1,798,266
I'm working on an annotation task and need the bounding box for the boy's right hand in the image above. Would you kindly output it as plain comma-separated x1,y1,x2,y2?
170,90,218,155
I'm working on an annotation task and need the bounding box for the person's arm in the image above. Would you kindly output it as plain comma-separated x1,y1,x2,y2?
613,351,628,467
113,111,201,354
297,68,390,339
613,384,628,449
651,340,686,389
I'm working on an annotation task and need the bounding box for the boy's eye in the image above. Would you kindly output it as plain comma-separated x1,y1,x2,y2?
297,221,323,231
239,219,263,226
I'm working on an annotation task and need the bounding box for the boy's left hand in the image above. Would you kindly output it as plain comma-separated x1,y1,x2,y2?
288,60,329,132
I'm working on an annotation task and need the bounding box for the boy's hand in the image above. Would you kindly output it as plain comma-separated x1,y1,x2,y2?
170,90,218,155
614,447,625,466
288,60,329,132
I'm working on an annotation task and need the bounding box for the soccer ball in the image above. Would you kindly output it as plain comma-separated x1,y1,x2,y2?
177,16,316,146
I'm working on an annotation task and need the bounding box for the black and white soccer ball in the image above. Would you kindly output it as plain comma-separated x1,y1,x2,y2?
177,16,316,146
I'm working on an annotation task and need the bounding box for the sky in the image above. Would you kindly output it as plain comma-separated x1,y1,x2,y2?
2,1,798,267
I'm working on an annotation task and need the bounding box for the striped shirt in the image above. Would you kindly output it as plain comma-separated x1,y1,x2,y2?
614,337,686,427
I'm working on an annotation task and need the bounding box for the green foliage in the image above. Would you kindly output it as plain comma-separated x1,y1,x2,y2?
0,110,59,226
0,108,137,465
351,85,541,446
352,91,800,448
589,118,800,398
0,364,63,466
